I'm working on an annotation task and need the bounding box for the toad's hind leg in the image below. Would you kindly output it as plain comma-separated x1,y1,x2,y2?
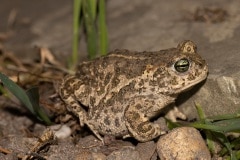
59,75,88,126
125,97,166,142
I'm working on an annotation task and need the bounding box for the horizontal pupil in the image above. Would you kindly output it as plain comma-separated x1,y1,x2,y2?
177,64,188,67
180,64,187,66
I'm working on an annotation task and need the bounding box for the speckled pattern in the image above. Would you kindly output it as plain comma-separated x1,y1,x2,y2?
59,40,208,142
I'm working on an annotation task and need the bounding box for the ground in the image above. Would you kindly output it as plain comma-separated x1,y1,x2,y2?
0,0,240,159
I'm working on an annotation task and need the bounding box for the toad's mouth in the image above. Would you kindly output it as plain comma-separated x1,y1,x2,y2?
182,77,206,92
176,66,208,93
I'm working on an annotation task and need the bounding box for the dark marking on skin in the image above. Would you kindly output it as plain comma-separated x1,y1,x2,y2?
138,79,144,86
150,88,155,92
128,81,136,90
135,104,142,110
66,78,76,85
111,76,120,88
127,111,140,124
115,67,121,74
115,118,120,127
110,104,124,113
65,88,72,95
195,69,200,76
149,79,157,86
97,85,106,96
137,121,153,134
99,71,105,80
187,73,196,81
70,101,75,105
90,97,96,106
73,83,80,90
104,117,111,125
105,98,114,108
146,65,156,73
104,73,112,86
102,59,108,69
104,109,108,114
106,128,112,133
170,76,178,85
153,67,165,78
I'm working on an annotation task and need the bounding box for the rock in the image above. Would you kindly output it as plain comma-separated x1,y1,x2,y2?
75,151,106,160
178,74,240,120
51,124,72,139
157,127,211,160
135,141,156,160
106,146,141,160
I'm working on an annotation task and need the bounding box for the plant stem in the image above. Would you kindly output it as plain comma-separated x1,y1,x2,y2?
83,0,97,59
98,0,108,55
71,0,82,68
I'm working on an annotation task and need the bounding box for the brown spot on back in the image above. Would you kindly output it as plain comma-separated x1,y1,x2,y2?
104,117,111,126
115,118,120,127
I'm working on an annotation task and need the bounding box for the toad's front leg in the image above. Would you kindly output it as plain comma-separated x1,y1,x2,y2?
124,97,166,142
59,75,87,126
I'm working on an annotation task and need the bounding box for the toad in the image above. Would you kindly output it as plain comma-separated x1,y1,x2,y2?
59,40,208,142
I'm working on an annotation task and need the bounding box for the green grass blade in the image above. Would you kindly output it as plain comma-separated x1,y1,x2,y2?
205,130,216,155
195,103,206,120
26,87,52,125
165,118,182,129
236,151,240,160
189,118,240,132
212,132,237,160
213,118,240,132
98,0,108,55
26,87,40,113
208,112,240,122
194,103,240,132
71,0,82,68
88,0,97,20
0,84,8,97
0,72,34,114
83,0,97,59
220,137,240,158
195,103,216,154
0,72,52,125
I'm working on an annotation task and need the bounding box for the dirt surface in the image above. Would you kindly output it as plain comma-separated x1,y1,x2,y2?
0,0,239,159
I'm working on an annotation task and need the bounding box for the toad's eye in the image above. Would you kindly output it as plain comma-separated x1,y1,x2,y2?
174,58,190,73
